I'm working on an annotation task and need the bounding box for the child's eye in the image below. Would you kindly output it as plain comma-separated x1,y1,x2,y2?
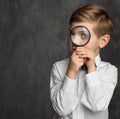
82,34,86,38
81,34,89,39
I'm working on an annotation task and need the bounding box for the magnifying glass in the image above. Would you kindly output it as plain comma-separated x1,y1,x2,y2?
70,26,91,47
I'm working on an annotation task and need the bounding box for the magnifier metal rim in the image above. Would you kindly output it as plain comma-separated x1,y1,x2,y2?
70,25,91,47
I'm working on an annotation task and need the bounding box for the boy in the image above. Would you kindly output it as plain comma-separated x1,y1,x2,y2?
50,4,118,119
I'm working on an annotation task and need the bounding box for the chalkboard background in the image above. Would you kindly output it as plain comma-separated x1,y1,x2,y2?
0,0,120,119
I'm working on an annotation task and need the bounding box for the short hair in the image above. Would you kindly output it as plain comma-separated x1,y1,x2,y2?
69,4,113,38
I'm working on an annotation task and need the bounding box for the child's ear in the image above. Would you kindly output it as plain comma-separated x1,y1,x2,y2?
99,34,110,48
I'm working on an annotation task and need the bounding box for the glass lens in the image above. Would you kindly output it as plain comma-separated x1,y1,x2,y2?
70,26,90,47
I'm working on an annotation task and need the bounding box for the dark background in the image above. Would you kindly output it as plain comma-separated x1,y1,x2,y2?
0,0,120,119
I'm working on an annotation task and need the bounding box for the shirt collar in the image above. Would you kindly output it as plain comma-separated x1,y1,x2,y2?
95,54,101,67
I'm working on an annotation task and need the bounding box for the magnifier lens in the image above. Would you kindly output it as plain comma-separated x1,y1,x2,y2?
70,26,90,47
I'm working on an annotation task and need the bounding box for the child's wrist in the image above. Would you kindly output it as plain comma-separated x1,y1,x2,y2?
87,65,96,73
66,70,77,79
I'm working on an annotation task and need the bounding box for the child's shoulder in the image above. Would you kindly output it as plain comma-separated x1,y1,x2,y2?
53,58,69,73
53,58,69,67
100,60,117,71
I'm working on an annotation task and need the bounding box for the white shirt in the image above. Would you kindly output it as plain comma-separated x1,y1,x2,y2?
50,54,118,119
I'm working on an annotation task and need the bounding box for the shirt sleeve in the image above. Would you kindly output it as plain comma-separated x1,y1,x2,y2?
50,63,79,116
81,65,118,112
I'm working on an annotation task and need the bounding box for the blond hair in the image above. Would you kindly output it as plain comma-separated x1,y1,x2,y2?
69,4,113,38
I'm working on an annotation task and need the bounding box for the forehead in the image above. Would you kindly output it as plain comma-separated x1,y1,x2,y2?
70,22,95,34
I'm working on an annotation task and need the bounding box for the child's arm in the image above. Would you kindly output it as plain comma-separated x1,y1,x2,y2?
50,63,79,116
81,65,117,112
76,47,118,112
50,50,85,116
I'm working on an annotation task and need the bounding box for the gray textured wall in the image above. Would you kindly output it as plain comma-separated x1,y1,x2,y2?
0,0,120,119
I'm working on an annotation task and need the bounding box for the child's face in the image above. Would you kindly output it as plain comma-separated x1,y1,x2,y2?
69,22,101,56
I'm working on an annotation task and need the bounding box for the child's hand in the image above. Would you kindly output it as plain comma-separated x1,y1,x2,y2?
76,47,96,73
66,51,84,79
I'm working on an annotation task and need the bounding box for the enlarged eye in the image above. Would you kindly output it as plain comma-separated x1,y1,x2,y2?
81,33,89,39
